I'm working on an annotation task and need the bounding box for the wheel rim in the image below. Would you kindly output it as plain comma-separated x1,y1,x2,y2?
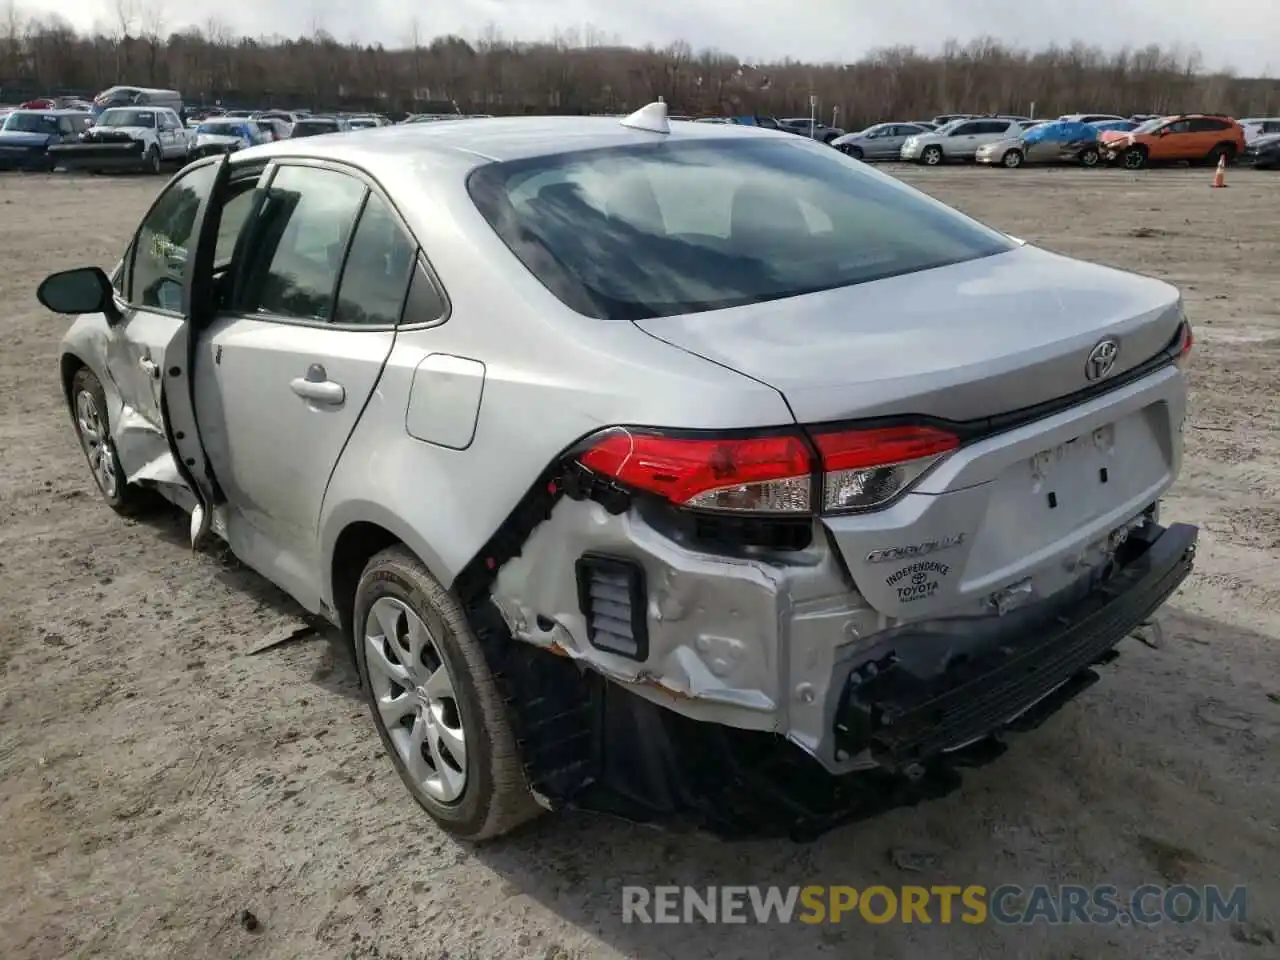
1125,151,1143,169
364,596,467,804
924,149,941,165
1082,151,1098,167
1005,152,1021,167
74,389,118,499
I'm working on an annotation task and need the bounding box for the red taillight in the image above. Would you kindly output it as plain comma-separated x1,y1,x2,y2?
812,425,959,512
1174,320,1193,369
576,423,960,515
578,428,812,513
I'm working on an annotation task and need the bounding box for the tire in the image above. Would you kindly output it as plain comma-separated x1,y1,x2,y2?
822,132,838,145
921,145,943,166
1206,143,1236,166
69,367,154,515
1122,146,1147,170
1002,148,1024,168
844,145,864,160
353,546,543,841
1079,147,1101,167
145,145,162,174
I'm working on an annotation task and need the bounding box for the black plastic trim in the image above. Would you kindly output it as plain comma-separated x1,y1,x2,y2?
575,553,650,661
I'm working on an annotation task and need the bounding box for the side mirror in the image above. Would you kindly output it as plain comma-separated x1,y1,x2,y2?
36,266,117,319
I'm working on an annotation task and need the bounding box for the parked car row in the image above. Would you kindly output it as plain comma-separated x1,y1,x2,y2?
829,110,1279,171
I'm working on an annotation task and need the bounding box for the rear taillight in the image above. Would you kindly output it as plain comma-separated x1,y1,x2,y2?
575,423,960,516
812,425,960,512
577,428,812,513
1174,320,1193,369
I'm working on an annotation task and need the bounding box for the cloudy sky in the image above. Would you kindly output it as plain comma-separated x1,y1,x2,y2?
13,0,1279,76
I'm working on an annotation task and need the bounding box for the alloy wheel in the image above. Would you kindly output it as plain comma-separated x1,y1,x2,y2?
364,596,468,803
74,389,119,499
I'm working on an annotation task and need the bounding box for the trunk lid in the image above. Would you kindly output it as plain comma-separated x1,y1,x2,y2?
633,244,1182,424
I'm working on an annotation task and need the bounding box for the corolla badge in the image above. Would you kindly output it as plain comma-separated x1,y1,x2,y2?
866,534,966,564
1085,338,1120,381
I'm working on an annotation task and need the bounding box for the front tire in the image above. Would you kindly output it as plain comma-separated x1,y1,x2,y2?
1002,148,1024,168
353,546,543,841
921,145,943,166
1123,146,1147,170
145,145,161,174
69,367,153,515
844,145,864,160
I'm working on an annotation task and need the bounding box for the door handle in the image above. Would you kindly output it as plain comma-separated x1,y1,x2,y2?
138,357,159,378
290,370,345,405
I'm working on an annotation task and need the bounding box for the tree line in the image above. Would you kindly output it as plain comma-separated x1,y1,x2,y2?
2,5,1277,127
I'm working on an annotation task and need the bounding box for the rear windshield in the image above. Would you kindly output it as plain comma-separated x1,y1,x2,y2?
197,121,247,135
293,121,337,136
467,138,1015,321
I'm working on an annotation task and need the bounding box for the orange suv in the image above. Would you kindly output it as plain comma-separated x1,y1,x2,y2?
1099,114,1246,169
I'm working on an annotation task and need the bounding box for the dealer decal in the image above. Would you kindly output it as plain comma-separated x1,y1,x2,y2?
885,560,951,603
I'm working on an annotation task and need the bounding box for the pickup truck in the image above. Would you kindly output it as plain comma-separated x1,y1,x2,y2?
48,106,190,174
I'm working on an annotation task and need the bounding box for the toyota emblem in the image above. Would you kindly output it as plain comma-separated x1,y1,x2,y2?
1086,338,1120,381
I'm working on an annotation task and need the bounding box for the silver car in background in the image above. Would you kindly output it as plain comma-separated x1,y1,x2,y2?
902,117,1028,164
832,122,934,160
39,103,1198,842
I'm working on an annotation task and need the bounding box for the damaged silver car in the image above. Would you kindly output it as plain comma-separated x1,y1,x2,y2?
40,101,1199,841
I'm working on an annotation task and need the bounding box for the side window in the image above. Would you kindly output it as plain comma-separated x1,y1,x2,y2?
235,165,367,323
950,123,976,136
128,162,218,312
1165,120,1192,134
333,193,420,326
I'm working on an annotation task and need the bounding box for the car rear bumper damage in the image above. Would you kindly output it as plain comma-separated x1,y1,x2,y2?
471,513,1195,839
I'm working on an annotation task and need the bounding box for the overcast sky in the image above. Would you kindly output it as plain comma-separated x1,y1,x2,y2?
13,0,1279,77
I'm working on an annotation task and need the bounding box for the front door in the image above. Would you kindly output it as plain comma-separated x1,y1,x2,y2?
190,162,419,609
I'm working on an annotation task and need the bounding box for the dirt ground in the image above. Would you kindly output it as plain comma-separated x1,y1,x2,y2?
1,164,1277,960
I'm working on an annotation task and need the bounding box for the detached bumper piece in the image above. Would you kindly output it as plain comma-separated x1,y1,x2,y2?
48,141,145,171
835,522,1198,772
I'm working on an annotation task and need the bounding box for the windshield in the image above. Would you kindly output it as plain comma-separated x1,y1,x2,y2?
2,112,57,133
467,138,1015,321
1131,118,1169,135
99,109,155,128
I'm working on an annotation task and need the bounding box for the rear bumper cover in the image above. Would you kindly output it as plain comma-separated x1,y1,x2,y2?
832,520,1197,771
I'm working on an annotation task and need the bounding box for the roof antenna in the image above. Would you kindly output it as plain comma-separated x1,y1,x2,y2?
620,97,670,134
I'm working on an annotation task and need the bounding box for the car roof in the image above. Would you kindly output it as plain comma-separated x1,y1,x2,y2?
237,113,782,168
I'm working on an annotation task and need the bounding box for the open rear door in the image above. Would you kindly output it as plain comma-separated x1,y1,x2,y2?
161,152,232,546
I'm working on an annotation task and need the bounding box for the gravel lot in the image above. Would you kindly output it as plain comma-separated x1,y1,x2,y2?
1,165,1277,960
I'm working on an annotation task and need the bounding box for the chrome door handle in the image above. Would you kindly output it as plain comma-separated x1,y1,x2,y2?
290,376,345,405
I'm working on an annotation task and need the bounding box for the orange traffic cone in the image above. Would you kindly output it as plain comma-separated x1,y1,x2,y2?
1211,154,1228,188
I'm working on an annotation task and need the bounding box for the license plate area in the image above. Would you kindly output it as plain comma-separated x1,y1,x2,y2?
961,406,1173,589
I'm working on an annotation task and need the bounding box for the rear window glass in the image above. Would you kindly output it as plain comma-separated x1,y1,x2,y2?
293,121,337,135
466,138,1014,321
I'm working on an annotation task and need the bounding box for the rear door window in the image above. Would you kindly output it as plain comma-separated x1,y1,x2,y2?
234,165,368,322
332,194,419,326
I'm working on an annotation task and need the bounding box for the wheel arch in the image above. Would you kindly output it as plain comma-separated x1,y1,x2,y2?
59,350,87,409
324,505,455,647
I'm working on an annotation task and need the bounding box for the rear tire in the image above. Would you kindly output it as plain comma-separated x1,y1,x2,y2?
69,367,156,516
1079,147,1100,167
353,546,543,841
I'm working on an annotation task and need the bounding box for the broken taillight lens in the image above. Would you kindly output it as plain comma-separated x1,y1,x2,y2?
577,428,813,513
576,423,961,515
812,425,960,512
